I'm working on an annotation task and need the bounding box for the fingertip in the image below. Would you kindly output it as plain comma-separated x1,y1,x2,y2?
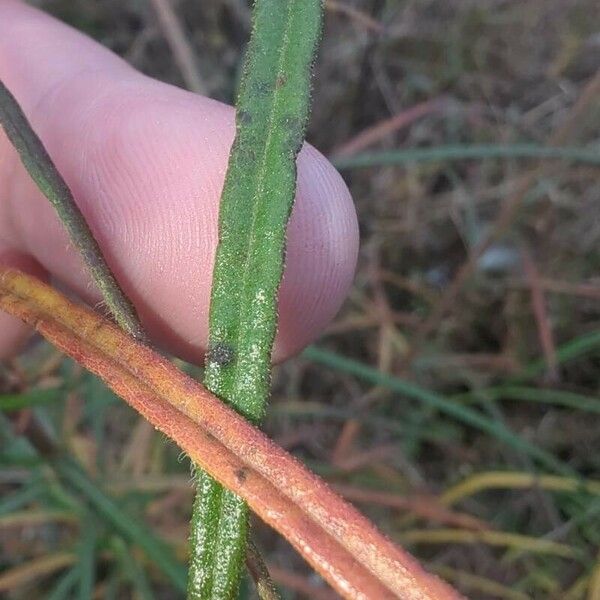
0,0,359,364
274,145,359,360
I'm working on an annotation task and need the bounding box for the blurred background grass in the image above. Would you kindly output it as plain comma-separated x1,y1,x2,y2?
1,1,599,598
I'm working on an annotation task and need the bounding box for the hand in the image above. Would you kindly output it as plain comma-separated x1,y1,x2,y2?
0,0,358,362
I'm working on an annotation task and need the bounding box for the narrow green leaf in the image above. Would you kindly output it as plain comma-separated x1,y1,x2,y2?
0,80,146,342
333,143,600,170
203,0,323,419
303,346,574,476
188,1,324,598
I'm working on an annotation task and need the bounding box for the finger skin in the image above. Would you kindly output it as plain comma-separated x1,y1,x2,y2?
0,0,359,362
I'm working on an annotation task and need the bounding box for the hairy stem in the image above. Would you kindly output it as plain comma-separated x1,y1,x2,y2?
188,1,324,598
0,80,146,342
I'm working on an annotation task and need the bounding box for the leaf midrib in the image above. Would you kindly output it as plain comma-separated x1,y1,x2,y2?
230,0,298,401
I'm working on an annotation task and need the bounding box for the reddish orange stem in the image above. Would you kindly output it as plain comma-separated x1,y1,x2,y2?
0,268,462,600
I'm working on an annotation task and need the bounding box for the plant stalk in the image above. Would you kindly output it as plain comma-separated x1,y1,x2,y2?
0,80,146,342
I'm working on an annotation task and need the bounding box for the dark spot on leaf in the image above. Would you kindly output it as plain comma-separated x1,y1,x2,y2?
276,75,287,89
206,342,235,366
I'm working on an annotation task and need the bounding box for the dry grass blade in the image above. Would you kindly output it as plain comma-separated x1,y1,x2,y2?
0,553,76,592
332,97,446,157
433,566,532,600
441,471,600,507
401,528,575,558
0,267,462,600
333,484,489,531
148,0,206,94
0,510,77,529
521,247,558,380
267,565,339,600
325,1,384,34
588,557,600,600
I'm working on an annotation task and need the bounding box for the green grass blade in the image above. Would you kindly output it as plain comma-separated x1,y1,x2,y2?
47,566,80,600
519,330,600,381
0,388,62,412
0,480,43,516
271,400,461,443
303,346,574,476
55,458,187,593
77,516,97,599
188,1,323,599
111,536,156,600
452,386,600,414
333,143,600,170
0,79,146,342
0,412,185,592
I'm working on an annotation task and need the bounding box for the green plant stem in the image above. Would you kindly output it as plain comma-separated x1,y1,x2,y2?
187,1,323,598
0,80,146,342
332,143,600,170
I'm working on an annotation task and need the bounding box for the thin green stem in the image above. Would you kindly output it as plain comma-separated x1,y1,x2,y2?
77,515,97,599
188,1,324,598
0,80,146,342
